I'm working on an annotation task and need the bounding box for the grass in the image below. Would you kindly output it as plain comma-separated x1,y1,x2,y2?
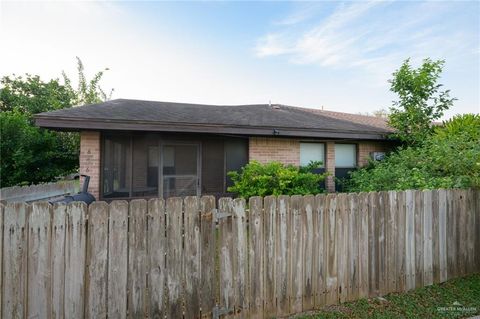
297,273,480,319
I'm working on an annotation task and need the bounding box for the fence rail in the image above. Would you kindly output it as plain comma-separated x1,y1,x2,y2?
1,189,479,318
0,180,79,203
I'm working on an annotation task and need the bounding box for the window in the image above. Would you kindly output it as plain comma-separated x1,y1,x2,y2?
334,143,357,191
300,142,325,167
335,144,357,168
225,138,248,190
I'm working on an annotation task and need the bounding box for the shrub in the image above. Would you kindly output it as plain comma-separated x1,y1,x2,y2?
346,114,480,192
227,160,327,199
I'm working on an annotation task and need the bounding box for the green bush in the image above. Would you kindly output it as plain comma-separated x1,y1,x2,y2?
346,114,480,192
0,111,79,187
227,160,327,198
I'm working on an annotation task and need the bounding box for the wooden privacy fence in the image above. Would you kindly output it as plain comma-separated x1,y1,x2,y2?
0,180,79,203
1,189,479,319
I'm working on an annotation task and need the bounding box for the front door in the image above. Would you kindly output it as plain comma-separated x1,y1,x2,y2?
161,143,200,198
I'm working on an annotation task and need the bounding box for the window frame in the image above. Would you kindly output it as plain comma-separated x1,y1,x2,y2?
299,142,326,168
334,143,358,168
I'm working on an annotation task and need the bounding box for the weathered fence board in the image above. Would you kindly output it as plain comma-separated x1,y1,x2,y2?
233,198,248,317
166,197,184,318
199,196,215,318
386,191,396,293
128,199,148,318
52,203,66,319
314,194,326,308
368,192,378,296
358,193,369,298
0,180,79,203
184,196,201,319
347,193,359,301
219,198,235,316
395,191,406,292
85,202,108,318
437,189,447,282
248,196,264,319
27,202,52,319
325,194,338,305
423,191,433,286
336,194,348,303
414,190,424,289
64,202,87,319
107,200,128,319
405,190,415,291
290,195,304,313
263,196,276,316
275,195,291,317
303,195,315,310
1,189,479,319
147,198,166,319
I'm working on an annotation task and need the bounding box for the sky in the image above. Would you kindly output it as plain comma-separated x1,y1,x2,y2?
0,1,479,119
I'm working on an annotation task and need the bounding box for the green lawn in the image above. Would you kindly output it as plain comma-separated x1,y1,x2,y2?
298,273,480,319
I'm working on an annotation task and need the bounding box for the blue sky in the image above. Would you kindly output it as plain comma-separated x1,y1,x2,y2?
1,1,479,118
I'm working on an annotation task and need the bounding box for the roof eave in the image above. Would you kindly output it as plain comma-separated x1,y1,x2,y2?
35,117,392,140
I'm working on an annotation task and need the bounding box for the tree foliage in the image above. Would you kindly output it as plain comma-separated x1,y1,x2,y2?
388,58,456,146
0,58,111,187
347,114,480,192
227,160,327,199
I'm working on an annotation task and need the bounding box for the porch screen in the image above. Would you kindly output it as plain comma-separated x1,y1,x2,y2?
102,135,132,198
162,144,199,198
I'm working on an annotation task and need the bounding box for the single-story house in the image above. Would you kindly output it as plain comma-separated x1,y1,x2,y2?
35,99,395,200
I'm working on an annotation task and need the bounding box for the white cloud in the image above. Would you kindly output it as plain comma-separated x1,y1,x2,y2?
254,1,479,80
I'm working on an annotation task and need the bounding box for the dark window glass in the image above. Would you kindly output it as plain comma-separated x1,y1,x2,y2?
103,135,131,198
225,138,248,190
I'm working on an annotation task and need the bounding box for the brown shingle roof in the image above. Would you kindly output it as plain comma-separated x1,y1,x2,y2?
35,99,394,140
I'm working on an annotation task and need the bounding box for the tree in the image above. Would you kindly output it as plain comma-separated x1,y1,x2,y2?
0,58,111,187
388,58,456,146
63,57,113,106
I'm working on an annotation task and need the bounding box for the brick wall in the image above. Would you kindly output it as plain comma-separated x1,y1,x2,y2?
249,137,392,193
80,131,101,199
325,142,336,192
357,141,391,167
249,137,300,166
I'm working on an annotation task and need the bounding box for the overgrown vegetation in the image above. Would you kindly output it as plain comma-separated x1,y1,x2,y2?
0,57,111,187
227,160,327,198
300,273,480,319
346,59,479,192
347,114,480,191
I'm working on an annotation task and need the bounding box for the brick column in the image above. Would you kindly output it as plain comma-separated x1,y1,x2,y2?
80,131,101,200
325,141,335,192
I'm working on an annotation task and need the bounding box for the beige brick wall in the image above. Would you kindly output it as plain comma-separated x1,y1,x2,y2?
325,142,336,192
357,141,391,167
249,137,392,193
80,131,101,199
248,137,300,166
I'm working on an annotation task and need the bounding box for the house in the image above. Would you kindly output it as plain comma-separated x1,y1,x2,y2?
35,99,394,200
